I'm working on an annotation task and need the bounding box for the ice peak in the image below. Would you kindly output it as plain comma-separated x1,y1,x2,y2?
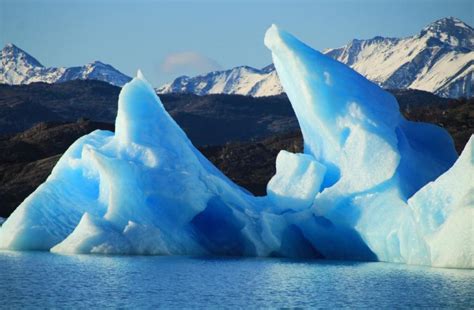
263,24,281,50
264,24,406,190
115,71,171,146
136,69,146,81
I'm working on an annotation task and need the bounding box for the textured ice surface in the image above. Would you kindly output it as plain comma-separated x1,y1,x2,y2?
0,72,267,256
267,151,326,211
0,27,472,268
408,136,473,268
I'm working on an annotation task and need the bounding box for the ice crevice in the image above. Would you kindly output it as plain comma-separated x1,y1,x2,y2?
0,25,472,268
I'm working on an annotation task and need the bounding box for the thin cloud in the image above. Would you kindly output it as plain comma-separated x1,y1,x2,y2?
161,51,222,76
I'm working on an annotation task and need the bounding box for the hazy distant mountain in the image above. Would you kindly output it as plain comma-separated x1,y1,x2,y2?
157,17,473,98
0,44,131,87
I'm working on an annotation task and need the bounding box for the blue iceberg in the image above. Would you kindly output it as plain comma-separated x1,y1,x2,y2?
0,27,471,268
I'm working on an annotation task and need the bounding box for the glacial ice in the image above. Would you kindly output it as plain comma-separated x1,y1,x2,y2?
0,26,472,268
408,136,473,268
267,150,327,211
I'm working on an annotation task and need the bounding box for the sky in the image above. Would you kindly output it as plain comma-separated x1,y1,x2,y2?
1,0,473,86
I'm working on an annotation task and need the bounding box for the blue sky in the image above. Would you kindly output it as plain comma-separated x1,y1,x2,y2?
1,0,472,86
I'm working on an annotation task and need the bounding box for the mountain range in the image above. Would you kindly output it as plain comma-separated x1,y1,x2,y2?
0,44,131,87
1,17,472,97
157,17,473,98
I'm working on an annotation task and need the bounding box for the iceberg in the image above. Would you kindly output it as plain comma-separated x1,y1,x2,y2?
0,71,268,256
0,27,471,268
263,25,466,266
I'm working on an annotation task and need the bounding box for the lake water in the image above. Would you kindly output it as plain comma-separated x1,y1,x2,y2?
0,251,472,309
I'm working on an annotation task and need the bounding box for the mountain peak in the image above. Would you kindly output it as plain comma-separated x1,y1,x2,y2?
1,43,44,68
3,43,27,55
88,60,109,67
4,43,16,49
431,17,470,27
420,17,473,49
2,43,26,52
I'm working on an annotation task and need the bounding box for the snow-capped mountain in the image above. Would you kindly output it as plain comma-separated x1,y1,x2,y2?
0,44,131,87
158,17,473,98
325,17,473,98
157,64,283,97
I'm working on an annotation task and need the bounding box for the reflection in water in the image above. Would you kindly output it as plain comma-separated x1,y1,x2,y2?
1,251,472,308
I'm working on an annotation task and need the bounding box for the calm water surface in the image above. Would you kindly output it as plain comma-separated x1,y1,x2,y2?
0,251,472,309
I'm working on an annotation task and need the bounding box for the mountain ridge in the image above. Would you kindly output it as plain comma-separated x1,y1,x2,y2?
158,17,473,98
0,44,131,87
